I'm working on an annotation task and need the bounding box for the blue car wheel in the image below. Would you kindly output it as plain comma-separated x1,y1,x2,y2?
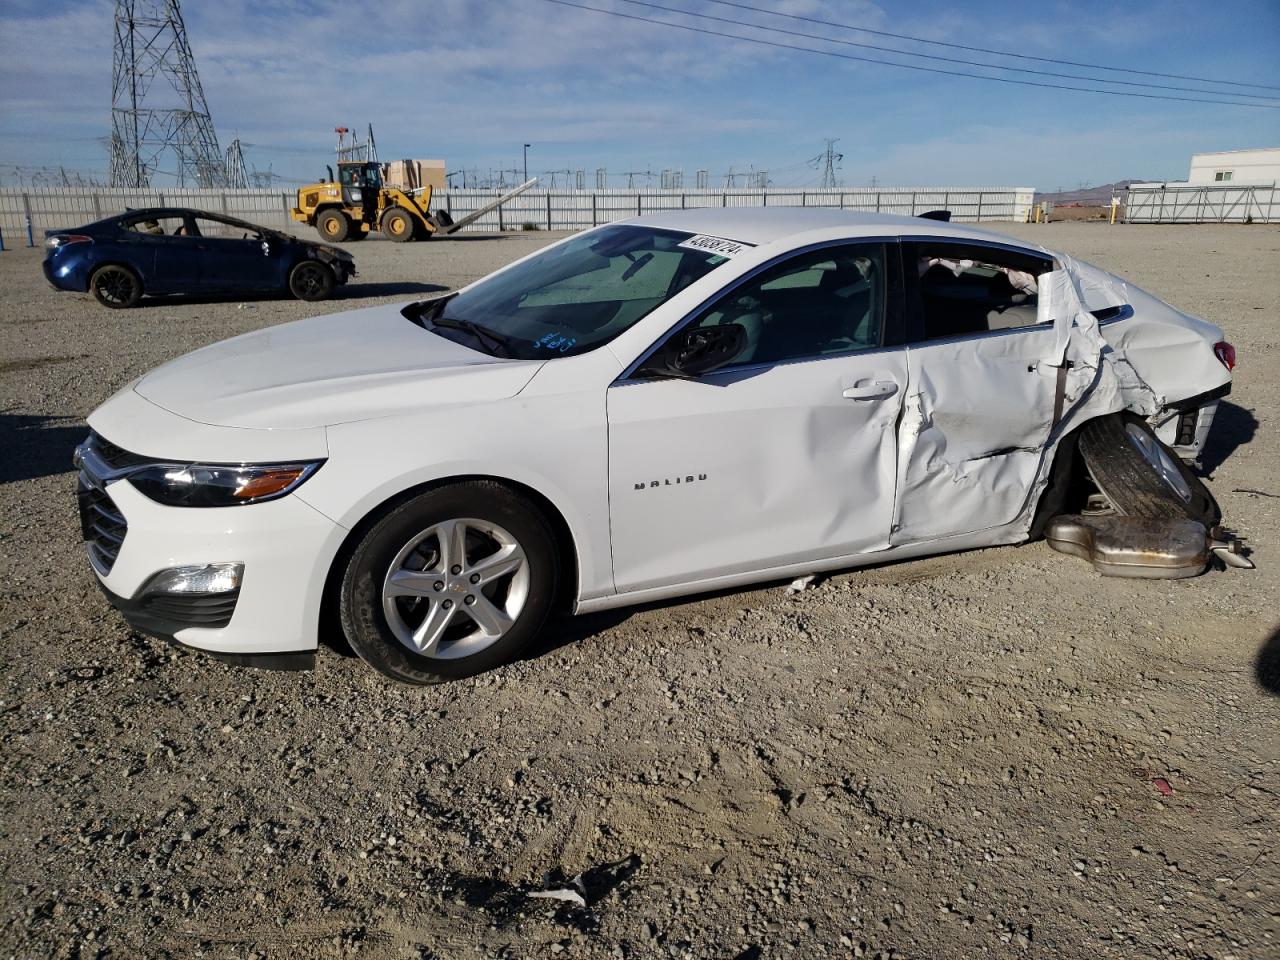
288,261,335,301
91,264,143,309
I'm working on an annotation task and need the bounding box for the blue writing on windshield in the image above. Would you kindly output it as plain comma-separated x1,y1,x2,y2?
533,332,577,353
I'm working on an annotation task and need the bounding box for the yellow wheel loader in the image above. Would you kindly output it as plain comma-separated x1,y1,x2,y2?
290,161,454,243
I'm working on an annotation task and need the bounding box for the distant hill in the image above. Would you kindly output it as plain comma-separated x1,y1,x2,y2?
1035,180,1149,206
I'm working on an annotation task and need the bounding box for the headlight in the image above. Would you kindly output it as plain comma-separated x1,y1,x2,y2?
127,461,322,507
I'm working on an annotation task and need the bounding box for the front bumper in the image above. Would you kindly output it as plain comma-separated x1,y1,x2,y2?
95,580,316,670
77,452,346,660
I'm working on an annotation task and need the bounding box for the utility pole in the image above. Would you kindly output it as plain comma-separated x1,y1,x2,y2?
523,143,530,183
110,0,227,187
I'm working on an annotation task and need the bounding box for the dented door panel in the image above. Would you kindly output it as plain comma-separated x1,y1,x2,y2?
891,326,1062,544
891,263,1142,546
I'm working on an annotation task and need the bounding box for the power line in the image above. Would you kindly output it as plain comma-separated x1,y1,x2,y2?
617,0,1280,101
539,0,1279,108
700,0,1280,93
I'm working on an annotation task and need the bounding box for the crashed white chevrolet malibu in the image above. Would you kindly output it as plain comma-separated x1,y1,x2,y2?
76,209,1246,684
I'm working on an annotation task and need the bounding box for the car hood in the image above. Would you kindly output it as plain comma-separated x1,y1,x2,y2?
134,302,544,429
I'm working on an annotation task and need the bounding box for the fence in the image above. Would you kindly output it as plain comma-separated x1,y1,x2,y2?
437,186,1035,232
1124,182,1278,224
0,185,1035,243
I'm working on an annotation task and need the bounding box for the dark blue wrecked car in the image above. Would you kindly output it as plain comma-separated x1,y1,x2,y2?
43,207,356,308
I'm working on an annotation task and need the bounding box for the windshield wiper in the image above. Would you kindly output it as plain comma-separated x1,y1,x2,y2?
429,315,513,358
401,293,456,326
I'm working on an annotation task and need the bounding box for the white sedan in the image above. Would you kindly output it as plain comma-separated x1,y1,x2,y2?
77,209,1236,683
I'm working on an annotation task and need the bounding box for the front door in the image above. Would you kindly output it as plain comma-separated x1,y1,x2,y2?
607,242,906,594
191,214,281,291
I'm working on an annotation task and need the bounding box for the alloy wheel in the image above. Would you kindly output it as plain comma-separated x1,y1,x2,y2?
381,518,529,659
1124,422,1194,504
96,271,132,305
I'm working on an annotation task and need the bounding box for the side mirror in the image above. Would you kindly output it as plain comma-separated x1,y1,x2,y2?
643,323,747,379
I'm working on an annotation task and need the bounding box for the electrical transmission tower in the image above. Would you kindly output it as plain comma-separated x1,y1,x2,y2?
110,0,227,188
335,124,378,164
810,138,843,189
225,138,248,188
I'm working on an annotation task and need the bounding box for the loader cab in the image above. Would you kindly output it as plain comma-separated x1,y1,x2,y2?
338,162,382,189
338,161,382,206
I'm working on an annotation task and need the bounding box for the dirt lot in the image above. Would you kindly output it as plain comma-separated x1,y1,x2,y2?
1,223,1276,960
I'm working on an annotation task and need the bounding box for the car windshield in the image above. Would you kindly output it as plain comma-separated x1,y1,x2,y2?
421,225,736,359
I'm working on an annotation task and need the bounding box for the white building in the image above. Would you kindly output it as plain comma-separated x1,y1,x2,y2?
1187,147,1280,185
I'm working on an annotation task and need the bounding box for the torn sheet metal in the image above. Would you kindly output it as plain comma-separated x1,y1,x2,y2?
890,258,1158,546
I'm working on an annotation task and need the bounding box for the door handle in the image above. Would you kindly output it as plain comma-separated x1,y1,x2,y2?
842,381,899,401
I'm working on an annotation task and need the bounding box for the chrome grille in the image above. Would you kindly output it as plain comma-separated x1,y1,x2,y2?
75,434,129,575
90,431,150,470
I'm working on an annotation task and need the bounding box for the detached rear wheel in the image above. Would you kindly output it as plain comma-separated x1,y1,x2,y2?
288,260,335,301
90,264,142,308
340,482,559,684
1078,414,1218,524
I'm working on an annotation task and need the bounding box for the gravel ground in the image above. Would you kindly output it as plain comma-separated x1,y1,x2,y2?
1,223,1277,960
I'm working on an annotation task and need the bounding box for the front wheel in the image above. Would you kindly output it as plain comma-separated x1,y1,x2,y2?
90,264,142,308
288,260,335,301
339,482,560,684
381,208,416,242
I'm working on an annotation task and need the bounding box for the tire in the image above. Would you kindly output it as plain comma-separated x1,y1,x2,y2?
339,482,560,684
381,208,415,242
288,260,335,301
90,264,142,308
316,208,351,242
1078,413,1218,525
433,209,455,228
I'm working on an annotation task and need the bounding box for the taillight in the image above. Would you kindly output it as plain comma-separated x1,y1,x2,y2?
45,234,92,250
1213,340,1236,371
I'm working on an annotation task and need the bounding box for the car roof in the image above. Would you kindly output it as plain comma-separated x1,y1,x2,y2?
626,207,1042,251
108,207,262,226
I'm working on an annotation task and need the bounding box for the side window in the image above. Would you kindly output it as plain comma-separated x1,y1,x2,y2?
691,244,885,367
912,243,1051,341
192,216,257,240
123,215,189,237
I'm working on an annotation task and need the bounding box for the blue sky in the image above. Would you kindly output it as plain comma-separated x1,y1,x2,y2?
1,0,1277,189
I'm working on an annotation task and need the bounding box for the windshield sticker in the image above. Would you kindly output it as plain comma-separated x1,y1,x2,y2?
678,234,752,258
533,332,577,353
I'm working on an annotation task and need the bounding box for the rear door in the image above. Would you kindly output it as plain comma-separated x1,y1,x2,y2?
117,213,201,291
890,240,1081,544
